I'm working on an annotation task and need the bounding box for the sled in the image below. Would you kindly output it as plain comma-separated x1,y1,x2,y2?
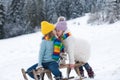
21,68,28,80
21,62,84,80
21,68,74,80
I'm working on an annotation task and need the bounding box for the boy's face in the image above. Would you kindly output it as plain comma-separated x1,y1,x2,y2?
56,30,63,37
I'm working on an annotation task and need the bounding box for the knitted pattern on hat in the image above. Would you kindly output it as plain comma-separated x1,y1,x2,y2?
56,21,67,31
41,21,55,35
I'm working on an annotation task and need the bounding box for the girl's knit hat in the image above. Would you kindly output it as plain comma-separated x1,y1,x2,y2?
41,21,55,35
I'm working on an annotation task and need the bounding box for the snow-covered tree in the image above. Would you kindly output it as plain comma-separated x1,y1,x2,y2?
43,0,58,23
55,0,84,20
4,0,26,38
0,2,5,39
55,0,70,19
69,0,84,19
107,0,120,23
88,0,106,24
22,0,38,33
82,0,93,13
2,0,120,38
88,0,120,24
35,0,44,24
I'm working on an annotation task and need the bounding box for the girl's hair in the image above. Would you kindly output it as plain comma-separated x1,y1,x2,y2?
45,31,54,38
57,16,66,22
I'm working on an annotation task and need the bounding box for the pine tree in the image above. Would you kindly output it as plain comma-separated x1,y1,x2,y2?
105,0,120,23
88,0,120,24
69,0,84,19
84,0,93,13
44,0,58,23
55,0,70,19
5,0,25,38
36,0,44,24
23,0,38,33
115,0,120,21
0,2,5,39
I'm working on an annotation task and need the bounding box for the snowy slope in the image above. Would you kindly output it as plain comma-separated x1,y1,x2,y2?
0,14,120,80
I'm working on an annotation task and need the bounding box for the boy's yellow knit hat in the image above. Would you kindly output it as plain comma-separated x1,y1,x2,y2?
41,21,55,35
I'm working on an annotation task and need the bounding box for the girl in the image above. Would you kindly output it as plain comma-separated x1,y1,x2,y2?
27,21,63,80
55,17,94,78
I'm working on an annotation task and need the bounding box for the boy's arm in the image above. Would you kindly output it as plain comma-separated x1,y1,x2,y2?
66,36,75,65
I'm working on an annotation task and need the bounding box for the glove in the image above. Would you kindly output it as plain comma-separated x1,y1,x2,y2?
36,66,44,75
36,65,44,70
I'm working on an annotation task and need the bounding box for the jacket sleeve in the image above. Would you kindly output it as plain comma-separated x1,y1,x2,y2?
65,36,75,64
38,40,46,67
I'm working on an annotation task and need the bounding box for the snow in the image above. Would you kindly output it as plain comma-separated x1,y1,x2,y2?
0,14,120,80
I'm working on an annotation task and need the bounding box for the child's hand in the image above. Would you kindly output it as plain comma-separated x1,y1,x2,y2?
36,65,44,70
36,67,44,75
69,64,75,69
37,67,44,70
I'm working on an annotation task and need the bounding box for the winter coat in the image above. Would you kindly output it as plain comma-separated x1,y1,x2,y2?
38,40,55,67
63,29,91,64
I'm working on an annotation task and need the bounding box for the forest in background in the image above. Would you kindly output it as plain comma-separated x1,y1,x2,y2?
0,0,120,39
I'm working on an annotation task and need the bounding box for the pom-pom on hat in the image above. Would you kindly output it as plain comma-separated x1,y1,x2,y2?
55,21,67,31
41,21,55,35
57,16,66,22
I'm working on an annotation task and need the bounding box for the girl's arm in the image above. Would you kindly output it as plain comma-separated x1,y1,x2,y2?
38,40,46,67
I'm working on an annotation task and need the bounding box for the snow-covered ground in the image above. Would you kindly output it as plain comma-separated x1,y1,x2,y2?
0,14,120,80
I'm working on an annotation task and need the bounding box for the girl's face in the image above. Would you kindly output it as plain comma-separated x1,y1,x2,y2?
47,30,56,38
56,30,64,37
52,30,56,36
50,30,58,38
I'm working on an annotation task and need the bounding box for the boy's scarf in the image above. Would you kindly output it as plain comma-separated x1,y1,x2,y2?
42,32,71,61
61,32,71,40
43,36,64,61
52,32,71,60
